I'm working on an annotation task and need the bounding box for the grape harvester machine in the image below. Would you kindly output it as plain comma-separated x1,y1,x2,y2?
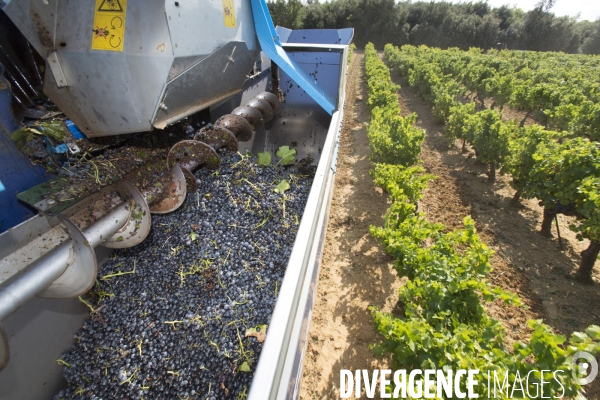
0,0,352,398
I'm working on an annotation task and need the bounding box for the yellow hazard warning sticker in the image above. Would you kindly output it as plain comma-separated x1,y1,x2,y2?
91,0,127,52
222,0,236,28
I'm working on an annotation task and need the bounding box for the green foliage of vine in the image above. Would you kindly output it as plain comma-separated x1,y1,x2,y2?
503,125,567,196
384,43,600,279
525,138,600,240
370,163,434,204
366,43,600,398
365,43,424,167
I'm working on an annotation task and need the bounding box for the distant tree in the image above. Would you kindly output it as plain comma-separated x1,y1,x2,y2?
304,0,325,29
268,0,305,29
577,20,598,43
351,0,401,47
550,16,579,52
522,2,577,52
268,0,591,53
407,1,456,47
322,0,357,29
493,5,514,31
464,1,491,18
565,32,582,54
499,23,524,49
405,1,425,30
582,21,600,54
456,13,500,49
404,2,500,50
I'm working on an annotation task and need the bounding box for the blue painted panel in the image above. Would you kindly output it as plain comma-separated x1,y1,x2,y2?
278,51,341,109
250,0,336,114
0,64,53,233
281,50,341,65
277,28,354,45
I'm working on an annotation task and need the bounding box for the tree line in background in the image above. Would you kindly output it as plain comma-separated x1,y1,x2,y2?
267,0,600,54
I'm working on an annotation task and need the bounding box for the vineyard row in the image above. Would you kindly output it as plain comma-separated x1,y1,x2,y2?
384,43,600,283
364,43,600,399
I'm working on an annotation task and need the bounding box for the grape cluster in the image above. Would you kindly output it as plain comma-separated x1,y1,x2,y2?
54,150,314,399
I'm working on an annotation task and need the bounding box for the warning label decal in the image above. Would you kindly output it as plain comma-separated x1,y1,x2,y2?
98,0,124,12
92,0,127,52
222,0,237,28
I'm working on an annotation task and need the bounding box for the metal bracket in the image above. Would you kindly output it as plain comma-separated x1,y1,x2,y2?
66,142,81,154
46,51,67,88
223,46,237,73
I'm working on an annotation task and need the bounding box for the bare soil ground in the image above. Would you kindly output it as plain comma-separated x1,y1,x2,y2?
300,51,600,399
299,52,401,400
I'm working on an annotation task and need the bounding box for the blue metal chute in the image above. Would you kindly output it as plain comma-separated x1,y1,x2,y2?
249,0,337,115
0,64,53,234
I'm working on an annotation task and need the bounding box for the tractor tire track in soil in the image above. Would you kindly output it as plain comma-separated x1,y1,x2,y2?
299,52,401,400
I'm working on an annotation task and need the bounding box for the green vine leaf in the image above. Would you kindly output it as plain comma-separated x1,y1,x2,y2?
273,180,290,194
257,152,271,167
276,146,296,165
238,361,251,372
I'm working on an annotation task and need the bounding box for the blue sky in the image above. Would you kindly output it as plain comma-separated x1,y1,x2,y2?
441,0,600,21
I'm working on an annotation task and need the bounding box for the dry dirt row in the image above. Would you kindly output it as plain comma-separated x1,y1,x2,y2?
299,51,600,399
299,52,400,400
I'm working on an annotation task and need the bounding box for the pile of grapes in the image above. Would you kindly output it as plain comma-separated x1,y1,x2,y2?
55,150,314,399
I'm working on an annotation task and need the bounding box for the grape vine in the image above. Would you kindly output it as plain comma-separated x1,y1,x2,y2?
365,43,600,399
384,43,600,282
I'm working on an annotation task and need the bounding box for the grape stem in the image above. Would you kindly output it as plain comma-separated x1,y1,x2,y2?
101,260,136,280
